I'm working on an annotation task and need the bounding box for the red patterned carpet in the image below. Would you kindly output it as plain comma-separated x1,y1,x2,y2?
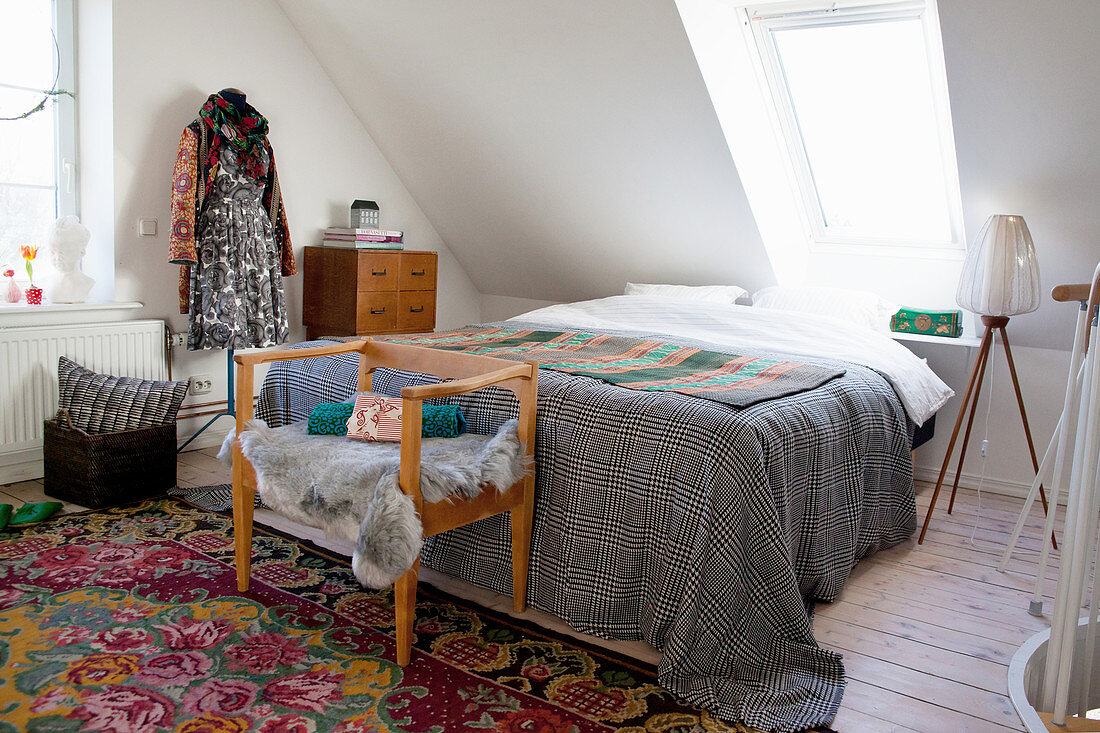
0,498,756,732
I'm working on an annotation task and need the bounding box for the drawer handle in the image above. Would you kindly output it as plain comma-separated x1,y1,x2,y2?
370,307,386,315
410,269,426,276
371,268,387,276
409,306,425,313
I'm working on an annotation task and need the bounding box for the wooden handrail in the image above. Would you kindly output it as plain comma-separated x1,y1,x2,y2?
1092,261,1100,310
401,363,536,400
1052,284,1092,303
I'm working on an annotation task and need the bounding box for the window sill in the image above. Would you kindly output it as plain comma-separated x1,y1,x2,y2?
810,241,967,262
0,301,144,328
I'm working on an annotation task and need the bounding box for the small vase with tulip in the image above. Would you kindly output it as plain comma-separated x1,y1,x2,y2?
3,268,20,303
19,245,42,305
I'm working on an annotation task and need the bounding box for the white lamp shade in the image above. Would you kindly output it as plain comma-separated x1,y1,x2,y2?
956,214,1041,317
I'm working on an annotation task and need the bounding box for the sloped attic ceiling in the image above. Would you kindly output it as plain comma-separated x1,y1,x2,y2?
280,0,1100,351
276,0,775,303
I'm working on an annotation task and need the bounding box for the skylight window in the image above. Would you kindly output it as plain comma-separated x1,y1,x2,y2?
748,1,964,253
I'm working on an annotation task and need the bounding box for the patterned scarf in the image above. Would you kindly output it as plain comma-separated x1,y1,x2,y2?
198,91,270,184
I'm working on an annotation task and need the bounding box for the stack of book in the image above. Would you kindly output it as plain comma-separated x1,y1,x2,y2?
322,227,404,250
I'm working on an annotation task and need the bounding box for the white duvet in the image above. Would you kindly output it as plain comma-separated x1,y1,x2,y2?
507,295,953,425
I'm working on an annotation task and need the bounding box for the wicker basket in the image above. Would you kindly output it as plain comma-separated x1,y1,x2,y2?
43,409,177,509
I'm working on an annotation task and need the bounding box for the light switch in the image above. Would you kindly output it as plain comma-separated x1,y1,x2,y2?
138,218,158,237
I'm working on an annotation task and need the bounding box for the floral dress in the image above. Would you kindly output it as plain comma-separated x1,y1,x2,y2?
169,93,295,351
186,146,289,350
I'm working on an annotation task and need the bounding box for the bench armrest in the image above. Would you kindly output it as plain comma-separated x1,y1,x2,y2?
398,361,537,507
233,340,366,368
400,363,536,401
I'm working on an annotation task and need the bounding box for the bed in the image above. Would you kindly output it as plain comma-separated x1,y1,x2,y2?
254,295,952,732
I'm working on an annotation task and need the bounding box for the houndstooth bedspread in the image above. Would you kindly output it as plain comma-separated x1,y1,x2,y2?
255,327,917,732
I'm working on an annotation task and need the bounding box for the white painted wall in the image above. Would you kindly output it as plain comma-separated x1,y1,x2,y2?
276,0,775,306
480,294,561,324
910,336,1073,498
874,0,1100,497
938,0,1100,353
108,0,481,446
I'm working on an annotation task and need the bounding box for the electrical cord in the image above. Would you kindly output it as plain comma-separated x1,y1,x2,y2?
966,337,1048,559
967,337,998,550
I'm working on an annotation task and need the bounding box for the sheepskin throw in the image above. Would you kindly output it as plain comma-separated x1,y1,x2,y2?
220,419,529,588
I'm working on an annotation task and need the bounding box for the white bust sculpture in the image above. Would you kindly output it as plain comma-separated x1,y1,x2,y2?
46,215,95,304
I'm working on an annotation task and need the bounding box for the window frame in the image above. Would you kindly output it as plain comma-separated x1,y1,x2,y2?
53,0,79,220
745,0,965,258
0,0,79,228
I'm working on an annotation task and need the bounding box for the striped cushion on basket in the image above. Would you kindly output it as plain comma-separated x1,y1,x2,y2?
57,356,189,434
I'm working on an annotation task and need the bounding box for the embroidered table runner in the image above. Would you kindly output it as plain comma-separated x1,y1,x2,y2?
382,327,844,409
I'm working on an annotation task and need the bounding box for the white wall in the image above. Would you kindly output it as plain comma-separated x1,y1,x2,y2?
910,337,1072,498
901,0,1100,495
109,0,481,446
937,0,1100,353
480,294,561,324
277,0,776,306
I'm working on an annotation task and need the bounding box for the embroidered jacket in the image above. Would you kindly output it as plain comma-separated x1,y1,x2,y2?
168,120,295,313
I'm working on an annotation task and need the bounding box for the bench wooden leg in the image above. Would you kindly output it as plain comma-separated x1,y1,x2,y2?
232,447,254,593
511,499,533,613
395,559,419,666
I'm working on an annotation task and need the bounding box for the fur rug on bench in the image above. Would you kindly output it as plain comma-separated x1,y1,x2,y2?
219,419,529,588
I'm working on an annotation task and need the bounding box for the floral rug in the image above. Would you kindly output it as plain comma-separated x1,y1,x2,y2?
0,497,761,733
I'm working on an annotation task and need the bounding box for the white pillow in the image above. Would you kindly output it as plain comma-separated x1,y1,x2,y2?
624,282,748,305
751,285,897,332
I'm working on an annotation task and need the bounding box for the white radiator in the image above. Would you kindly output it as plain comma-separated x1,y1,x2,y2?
0,320,167,483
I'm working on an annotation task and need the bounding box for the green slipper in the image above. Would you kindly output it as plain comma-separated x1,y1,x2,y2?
0,504,12,531
8,502,63,528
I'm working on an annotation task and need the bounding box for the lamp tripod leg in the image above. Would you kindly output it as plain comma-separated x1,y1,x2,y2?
947,333,991,514
919,324,993,544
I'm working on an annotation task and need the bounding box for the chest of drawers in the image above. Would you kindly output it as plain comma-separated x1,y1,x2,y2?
303,246,438,339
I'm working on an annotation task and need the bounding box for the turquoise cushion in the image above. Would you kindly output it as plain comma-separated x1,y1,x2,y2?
308,402,467,438
422,404,467,438
307,403,355,435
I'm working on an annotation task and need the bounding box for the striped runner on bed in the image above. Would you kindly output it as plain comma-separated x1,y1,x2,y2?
381,327,845,408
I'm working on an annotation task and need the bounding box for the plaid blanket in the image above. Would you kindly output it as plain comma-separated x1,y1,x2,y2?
380,327,844,409
256,327,916,732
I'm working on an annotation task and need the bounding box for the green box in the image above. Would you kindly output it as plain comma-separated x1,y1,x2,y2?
890,307,963,338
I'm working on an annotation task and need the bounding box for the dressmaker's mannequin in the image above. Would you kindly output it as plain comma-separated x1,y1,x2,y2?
221,87,247,110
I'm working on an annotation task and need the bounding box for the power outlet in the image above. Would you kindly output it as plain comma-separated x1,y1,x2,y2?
189,374,214,395
168,332,187,348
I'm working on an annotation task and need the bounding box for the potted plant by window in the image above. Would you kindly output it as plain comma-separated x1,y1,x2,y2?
19,245,41,304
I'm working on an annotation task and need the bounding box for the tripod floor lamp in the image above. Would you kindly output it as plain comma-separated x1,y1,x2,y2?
919,214,1049,544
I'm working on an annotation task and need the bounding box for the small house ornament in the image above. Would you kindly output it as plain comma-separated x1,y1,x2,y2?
351,200,380,229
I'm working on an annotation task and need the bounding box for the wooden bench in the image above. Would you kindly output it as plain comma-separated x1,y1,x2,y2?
231,338,538,665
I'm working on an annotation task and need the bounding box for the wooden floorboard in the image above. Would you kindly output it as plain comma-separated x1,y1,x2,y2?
812,479,1062,732
8,451,1055,732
